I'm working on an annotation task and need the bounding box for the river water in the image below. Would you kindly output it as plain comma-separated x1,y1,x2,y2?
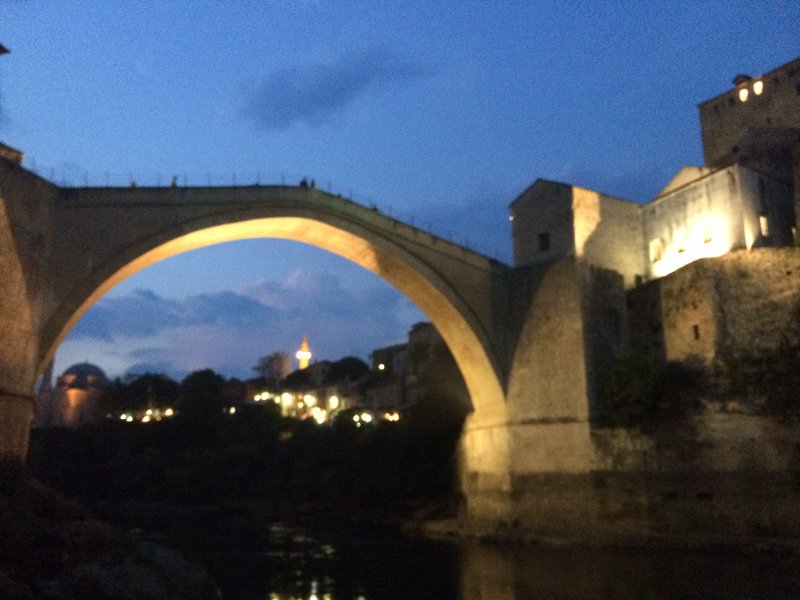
158,517,800,600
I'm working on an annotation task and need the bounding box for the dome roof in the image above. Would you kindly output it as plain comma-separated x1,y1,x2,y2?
59,362,108,389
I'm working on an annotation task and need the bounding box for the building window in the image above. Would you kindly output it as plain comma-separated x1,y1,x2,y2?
538,232,550,252
649,238,663,263
692,324,700,340
759,213,769,237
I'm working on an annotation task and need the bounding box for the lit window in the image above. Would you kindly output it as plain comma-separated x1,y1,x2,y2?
738,88,749,102
759,214,769,237
649,238,663,263
753,80,763,95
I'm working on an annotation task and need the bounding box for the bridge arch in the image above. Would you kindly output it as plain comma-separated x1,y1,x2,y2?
41,189,509,426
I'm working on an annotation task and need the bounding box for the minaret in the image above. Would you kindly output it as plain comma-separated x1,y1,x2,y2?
296,335,312,370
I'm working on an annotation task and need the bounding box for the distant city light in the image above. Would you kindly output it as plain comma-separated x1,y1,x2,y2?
377,363,385,371
328,396,339,410
753,80,764,95
228,406,236,415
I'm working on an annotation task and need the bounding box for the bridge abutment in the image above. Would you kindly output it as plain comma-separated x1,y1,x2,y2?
0,392,34,458
459,258,622,538
0,160,57,458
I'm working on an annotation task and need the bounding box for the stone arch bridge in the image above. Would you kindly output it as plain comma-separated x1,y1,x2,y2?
1,161,599,532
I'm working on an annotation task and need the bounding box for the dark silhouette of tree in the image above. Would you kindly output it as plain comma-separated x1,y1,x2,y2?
252,351,290,385
325,356,368,383
282,368,311,389
101,372,179,415
179,369,225,427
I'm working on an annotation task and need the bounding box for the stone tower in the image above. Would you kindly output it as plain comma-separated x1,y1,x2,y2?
697,57,800,243
295,335,312,370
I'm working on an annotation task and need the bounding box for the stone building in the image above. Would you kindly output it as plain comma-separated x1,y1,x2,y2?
509,56,800,383
35,362,107,427
365,322,468,413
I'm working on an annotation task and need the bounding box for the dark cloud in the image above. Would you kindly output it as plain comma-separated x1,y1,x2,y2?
70,288,278,340
70,289,186,340
63,269,423,379
244,46,425,131
184,291,279,328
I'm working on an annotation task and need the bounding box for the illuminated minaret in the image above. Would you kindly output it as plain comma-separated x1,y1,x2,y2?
296,335,312,370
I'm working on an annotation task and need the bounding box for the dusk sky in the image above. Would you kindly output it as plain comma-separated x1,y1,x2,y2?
1,2,798,382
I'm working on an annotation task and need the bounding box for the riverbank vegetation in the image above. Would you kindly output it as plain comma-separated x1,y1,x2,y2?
29,373,468,527
597,338,800,431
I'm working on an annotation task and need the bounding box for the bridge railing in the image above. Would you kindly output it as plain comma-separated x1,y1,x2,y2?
24,161,506,261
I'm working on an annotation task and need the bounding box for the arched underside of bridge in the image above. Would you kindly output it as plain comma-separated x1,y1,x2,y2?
41,215,509,427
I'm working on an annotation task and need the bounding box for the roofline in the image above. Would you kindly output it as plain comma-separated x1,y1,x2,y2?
697,56,800,108
509,177,640,208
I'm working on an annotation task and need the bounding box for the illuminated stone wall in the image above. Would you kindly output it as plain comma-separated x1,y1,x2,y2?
0,156,58,456
507,259,590,425
510,180,645,287
642,165,793,280
572,188,645,287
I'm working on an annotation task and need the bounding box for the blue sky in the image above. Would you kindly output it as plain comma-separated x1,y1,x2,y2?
1,1,798,381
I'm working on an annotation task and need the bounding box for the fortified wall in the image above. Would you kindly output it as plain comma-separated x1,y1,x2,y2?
469,56,800,541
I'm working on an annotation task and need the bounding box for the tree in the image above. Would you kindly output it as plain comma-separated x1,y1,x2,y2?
100,372,179,415
179,369,225,425
252,352,290,385
325,356,368,384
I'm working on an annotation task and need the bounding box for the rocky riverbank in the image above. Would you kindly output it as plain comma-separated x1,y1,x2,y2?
0,459,221,599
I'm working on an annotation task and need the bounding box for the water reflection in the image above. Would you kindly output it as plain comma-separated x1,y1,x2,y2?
169,520,800,599
459,542,800,599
